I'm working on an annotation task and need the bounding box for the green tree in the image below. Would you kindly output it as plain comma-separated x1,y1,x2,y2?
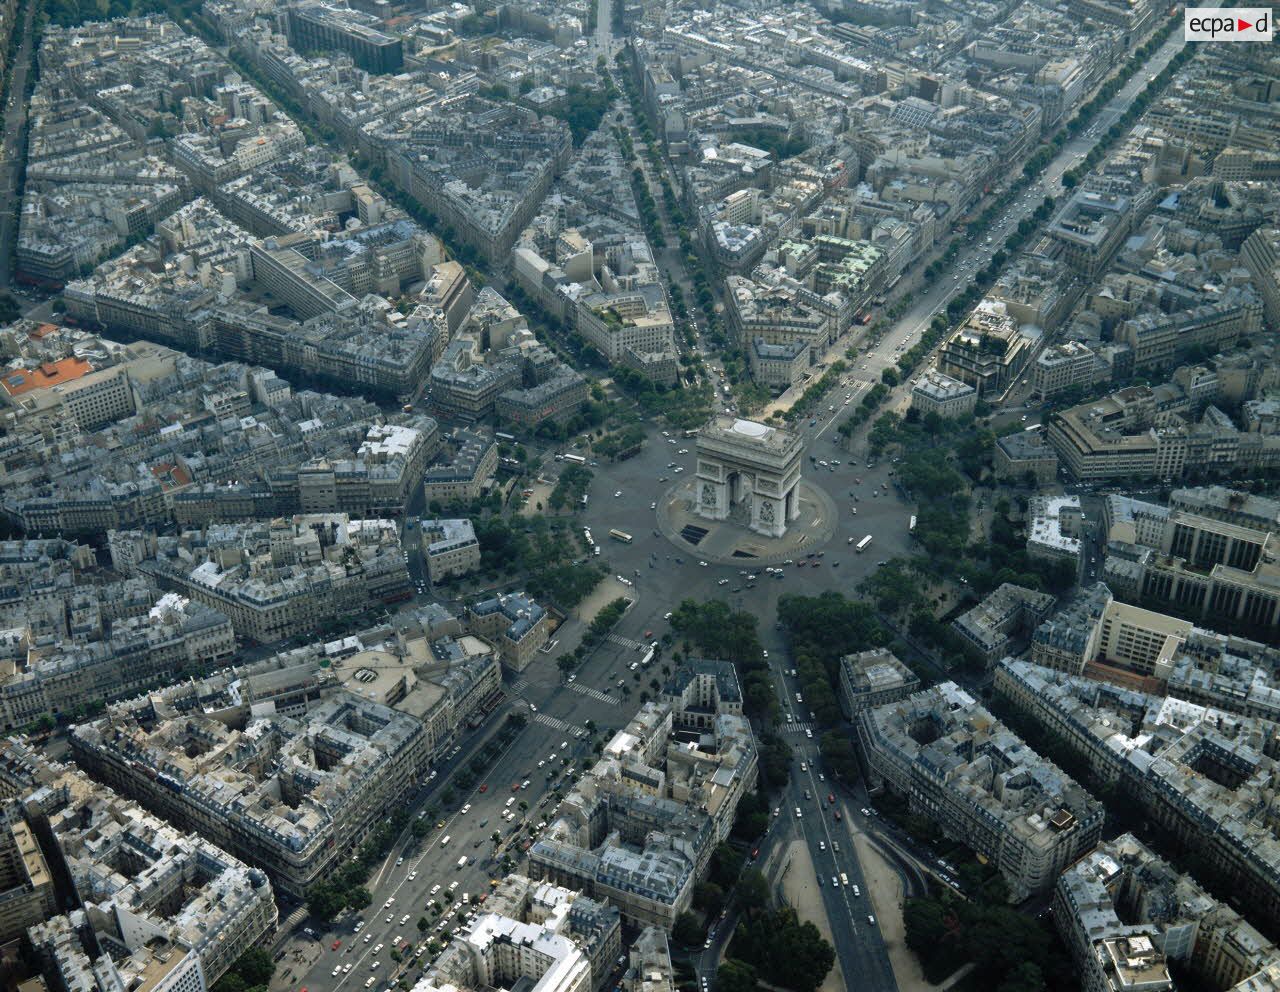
735,870,770,914
671,911,703,947
716,959,761,992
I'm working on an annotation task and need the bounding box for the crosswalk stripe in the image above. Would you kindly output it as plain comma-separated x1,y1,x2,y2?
509,677,529,693
533,712,572,731
781,722,814,734
568,683,620,706
606,633,643,651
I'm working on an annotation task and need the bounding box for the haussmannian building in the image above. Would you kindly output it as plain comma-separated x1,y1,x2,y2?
857,681,1103,902
67,690,432,898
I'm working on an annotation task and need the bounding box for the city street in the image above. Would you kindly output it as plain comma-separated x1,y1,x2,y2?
0,0,37,291
845,21,1193,424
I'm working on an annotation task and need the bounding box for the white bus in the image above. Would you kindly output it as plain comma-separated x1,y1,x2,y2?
856,535,873,553
563,453,587,465
457,856,468,869
609,529,633,544
908,515,917,533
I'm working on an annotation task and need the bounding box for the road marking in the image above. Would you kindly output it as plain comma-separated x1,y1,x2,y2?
568,683,620,706
605,633,644,651
532,712,574,732
781,721,816,735
508,677,529,694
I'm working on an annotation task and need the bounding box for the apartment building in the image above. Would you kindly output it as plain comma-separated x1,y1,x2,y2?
420,518,481,582
910,371,978,419
414,874,620,992
952,583,1056,669
748,337,809,390
466,591,552,672
124,515,412,643
0,754,277,991
575,291,675,364
1046,190,1134,281
994,659,1280,935
1033,341,1108,400
496,370,589,429
286,4,402,73
1242,227,1280,330
1054,833,1280,992
0,818,55,944
0,592,235,733
994,430,1060,485
938,301,1033,396
423,430,499,504
856,682,1103,901
837,648,921,719
1027,495,1084,565
69,690,431,898
1046,387,1189,482
530,664,754,928
1116,293,1261,373
1113,488,1280,636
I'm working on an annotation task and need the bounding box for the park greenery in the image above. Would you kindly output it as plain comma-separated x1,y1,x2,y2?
470,516,605,608
904,867,1072,992
853,410,1076,668
725,904,837,992
548,465,593,511
776,592,889,779
210,948,275,992
611,366,718,430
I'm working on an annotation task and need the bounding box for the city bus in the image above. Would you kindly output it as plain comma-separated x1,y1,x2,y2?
856,535,873,553
683,429,699,438
609,529,633,544
563,453,587,465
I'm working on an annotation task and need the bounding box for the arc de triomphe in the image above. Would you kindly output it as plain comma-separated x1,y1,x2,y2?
693,417,805,538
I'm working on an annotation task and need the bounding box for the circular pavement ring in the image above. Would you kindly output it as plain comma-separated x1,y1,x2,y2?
654,477,839,566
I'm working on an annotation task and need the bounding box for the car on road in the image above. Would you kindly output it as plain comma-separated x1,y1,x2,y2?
331,940,342,951
478,784,487,793
614,490,622,497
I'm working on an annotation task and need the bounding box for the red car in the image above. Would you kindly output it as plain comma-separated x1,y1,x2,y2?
331,940,341,951
478,784,488,793
644,630,653,638
751,848,759,859
512,782,521,792
828,794,835,804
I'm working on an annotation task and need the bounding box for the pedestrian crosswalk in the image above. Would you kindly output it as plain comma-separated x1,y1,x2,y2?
533,712,575,732
781,721,815,736
569,683,620,706
606,633,644,651
508,677,530,694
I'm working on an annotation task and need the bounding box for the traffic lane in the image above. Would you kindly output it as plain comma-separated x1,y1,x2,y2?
312,718,591,989
790,783,896,991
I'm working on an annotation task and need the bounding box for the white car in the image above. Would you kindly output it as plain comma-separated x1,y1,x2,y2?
614,490,622,497
364,934,373,944
373,944,384,955
699,560,708,567
650,502,657,509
